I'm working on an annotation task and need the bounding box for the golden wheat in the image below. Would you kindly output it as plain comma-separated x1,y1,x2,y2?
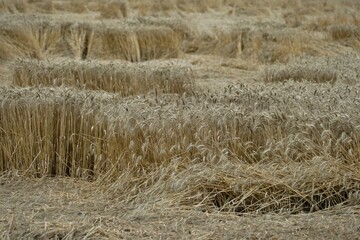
263,54,360,84
99,0,128,19
1,83,360,213
12,59,194,94
96,25,180,61
0,16,182,61
0,0,27,13
1,0,360,218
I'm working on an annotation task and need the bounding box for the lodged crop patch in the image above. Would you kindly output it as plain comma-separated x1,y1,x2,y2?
1,84,360,213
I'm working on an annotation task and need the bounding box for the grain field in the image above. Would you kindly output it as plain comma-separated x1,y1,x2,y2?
1,0,360,239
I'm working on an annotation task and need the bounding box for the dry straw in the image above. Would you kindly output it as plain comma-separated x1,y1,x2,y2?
0,83,359,213
12,59,194,95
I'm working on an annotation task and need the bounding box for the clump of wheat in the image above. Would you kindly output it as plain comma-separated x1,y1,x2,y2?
181,23,349,62
329,25,360,40
12,59,194,95
176,0,223,12
0,17,62,60
263,63,337,83
0,0,27,13
184,28,243,57
97,25,180,61
262,54,360,84
305,12,360,31
0,16,182,61
98,0,128,19
327,24,360,50
2,0,360,217
50,0,88,13
1,84,360,213
129,0,176,16
29,0,54,13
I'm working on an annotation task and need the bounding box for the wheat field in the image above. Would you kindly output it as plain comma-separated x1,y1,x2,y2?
1,0,360,239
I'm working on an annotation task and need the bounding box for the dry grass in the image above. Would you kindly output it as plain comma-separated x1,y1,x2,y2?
12,59,194,94
1,84,359,213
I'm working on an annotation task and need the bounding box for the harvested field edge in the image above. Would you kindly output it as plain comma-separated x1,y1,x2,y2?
0,85,359,214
